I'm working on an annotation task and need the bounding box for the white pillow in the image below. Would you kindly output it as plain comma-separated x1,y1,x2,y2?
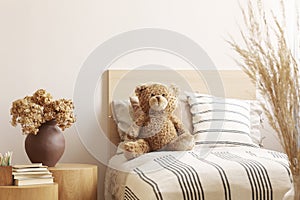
185,92,261,147
111,100,134,141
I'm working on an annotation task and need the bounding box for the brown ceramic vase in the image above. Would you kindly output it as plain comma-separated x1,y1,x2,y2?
25,120,65,167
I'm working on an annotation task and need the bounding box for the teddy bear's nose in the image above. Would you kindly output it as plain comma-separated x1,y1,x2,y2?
156,96,160,101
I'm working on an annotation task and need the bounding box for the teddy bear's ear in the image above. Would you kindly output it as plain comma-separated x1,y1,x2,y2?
169,84,179,97
135,84,147,96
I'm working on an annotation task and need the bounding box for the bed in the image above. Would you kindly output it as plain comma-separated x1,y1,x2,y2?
104,69,292,200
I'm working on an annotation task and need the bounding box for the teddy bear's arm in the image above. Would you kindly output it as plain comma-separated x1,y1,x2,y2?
170,115,189,136
130,96,147,126
126,96,148,138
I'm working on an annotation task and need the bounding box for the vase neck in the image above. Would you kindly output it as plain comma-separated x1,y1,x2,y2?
44,120,57,126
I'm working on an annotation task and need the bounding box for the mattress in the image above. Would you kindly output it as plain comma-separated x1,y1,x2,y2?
105,145,292,200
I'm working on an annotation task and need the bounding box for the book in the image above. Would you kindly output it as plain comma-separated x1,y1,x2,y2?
14,177,54,186
13,173,53,180
12,171,52,176
12,167,48,173
12,163,43,169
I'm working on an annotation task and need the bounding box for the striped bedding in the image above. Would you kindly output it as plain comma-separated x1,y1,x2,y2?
105,145,292,200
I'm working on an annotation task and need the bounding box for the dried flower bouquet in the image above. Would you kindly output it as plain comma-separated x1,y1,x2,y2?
10,89,76,134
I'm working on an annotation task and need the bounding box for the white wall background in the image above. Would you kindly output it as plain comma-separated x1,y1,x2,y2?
0,0,298,199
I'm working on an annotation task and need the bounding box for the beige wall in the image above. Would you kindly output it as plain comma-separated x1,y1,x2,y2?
0,0,297,199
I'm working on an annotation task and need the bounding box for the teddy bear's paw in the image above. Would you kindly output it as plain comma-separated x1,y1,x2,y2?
124,141,136,151
123,139,150,160
124,150,141,160
124,141,142,160
124,142,137,159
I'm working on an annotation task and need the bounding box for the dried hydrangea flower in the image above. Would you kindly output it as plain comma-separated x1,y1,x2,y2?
32,89,53,106
52,99,76,131
10,89,76,135
10,97,45,134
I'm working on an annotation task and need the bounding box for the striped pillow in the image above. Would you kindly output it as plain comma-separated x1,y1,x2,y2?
187,93,260,147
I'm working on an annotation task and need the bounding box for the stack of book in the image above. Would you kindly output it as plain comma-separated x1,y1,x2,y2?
12,163,54,186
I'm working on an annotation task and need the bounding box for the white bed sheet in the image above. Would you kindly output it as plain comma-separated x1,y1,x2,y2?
105,145,292,200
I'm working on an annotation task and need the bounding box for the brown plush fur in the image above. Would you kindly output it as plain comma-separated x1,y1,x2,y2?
124,83,194,160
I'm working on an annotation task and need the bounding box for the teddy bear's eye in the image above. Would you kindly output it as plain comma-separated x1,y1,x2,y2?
151,94,155,97
162,94,166,97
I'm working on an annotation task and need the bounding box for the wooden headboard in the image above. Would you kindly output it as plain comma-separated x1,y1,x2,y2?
101,69,256,149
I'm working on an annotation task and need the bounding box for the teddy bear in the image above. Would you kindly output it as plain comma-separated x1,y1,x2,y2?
123,83,194,160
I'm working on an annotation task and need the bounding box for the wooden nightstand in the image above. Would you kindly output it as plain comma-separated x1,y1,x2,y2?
49,163,98,200
0,183,58,200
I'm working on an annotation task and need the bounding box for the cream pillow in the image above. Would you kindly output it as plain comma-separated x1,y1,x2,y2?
185,92,262,147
